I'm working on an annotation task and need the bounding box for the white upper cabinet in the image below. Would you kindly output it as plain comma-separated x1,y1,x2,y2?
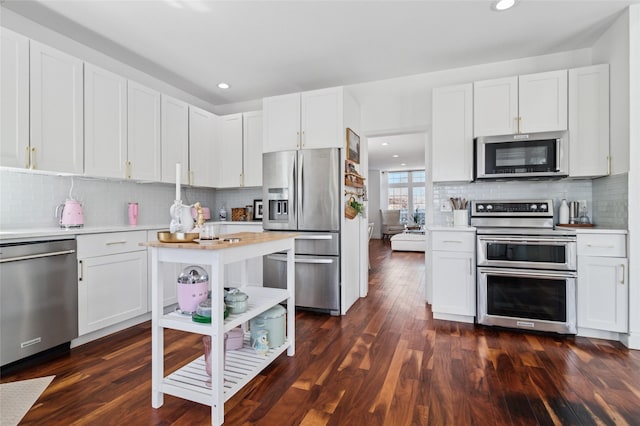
84,64,127,179
263,87,344,152
0,28,29,169
161,95,189,184
30,41,84,174
263,93,300,152
518,70,568,133
473,76,518,137
242,111,263,187
217,111,263,188
217,113,244,188
189,105,217,187
300,88,343,149
432,83,473,183
474,70,567,136
568,64,610,178
128,81,161,181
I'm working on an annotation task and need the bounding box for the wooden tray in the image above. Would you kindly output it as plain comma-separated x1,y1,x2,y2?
557,223,595,227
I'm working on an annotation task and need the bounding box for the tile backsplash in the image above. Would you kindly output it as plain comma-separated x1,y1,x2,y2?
0,169,216,229
592,173,628,228
432,179,594,226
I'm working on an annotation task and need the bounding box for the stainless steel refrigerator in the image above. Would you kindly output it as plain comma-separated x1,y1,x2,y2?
262,148,341,315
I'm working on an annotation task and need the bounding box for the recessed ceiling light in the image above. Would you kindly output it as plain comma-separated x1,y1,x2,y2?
400,163,407,166
217,82,230,89
392,154,399,158
492,0,517,11
381,142,389,146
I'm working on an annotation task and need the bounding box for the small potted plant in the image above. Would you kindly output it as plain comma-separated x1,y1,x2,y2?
345,197,364,219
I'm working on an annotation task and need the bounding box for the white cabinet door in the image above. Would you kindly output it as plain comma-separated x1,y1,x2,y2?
473,76,518,137
577,256,628,332
0,28,29,168
78,250,148,335
568,64,609,178
189,106,217,187
217,113,243,187
432,83,473,182
161,95,189,184
30,41,84,174
146,230,179,307
262,92,300,152
242,111,263,187
300,87,343,149
518,70,567,133
432,251,475,316
128,81,161,181
84,64,127,179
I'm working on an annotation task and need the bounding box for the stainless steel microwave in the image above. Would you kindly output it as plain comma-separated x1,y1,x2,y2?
475,131,568,180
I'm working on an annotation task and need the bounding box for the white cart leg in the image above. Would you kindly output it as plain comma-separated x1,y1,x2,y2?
151,247,164,408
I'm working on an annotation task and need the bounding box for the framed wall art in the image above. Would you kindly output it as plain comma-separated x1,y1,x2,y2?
346,128,360,164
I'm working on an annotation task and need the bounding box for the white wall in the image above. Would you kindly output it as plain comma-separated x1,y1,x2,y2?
591,6,639,350
367,170,382,238
627,4,640,349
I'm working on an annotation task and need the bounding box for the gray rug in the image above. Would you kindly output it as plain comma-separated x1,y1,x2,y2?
0,376,55,426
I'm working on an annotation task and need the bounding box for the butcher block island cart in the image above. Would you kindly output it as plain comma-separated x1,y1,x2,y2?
143,231,297,425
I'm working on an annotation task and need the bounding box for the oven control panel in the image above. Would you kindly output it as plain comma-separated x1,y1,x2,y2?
471,200,553,217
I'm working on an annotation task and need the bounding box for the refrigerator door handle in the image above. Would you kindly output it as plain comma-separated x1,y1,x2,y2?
298,152,304,224
295,235,333,240
266,254,334,264
292,154,297,221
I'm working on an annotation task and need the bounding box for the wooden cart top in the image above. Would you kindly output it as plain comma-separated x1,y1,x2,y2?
142,231,298,250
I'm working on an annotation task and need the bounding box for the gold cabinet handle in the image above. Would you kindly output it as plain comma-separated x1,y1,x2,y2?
296,131,300,149
189,170,194,186
126,161,132,179
78,260,83,282
30,147,36,169
517,116,522,134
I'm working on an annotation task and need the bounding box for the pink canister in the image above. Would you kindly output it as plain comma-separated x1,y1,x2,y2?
177,266,209,313
225,327,244,350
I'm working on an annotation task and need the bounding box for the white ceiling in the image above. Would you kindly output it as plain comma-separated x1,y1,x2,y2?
368,133,426,171
2,0,637,171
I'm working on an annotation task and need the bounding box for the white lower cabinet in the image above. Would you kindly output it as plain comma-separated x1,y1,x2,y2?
577,232,628,333
430,229,476,322
77,231,148,335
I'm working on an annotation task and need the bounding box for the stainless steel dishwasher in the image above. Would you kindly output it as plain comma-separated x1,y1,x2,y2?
1,239,78,366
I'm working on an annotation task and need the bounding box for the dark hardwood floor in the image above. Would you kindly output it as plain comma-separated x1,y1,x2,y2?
3,239,640,425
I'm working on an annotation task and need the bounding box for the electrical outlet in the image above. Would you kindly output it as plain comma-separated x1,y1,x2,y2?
440,200,452,212
578,200,587,211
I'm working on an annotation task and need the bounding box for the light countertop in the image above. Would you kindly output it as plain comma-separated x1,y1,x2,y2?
0,220,263,242
555,226,628,234
426,225,476,232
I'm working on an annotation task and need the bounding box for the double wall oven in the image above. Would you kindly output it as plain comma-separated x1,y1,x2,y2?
472,200,577,334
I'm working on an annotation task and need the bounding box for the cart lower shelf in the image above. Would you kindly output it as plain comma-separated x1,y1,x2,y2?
161,335,290,406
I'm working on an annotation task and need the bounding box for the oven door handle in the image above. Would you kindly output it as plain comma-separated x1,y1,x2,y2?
479,237,576,245
478,267,576,279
